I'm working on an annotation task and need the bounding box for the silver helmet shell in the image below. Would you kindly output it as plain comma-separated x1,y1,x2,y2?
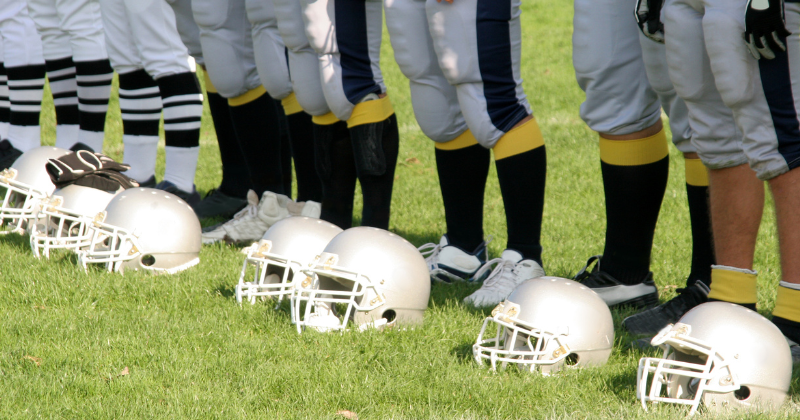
292,227,431,333
30,185,116,257
637,302,791,415
77,188,201,274
236,217,343,306
473,277,614,375
0,146,68,234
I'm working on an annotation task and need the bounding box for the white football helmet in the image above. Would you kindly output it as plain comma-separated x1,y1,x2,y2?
0,146,68,234
236,217,342,306
292,227,430,333
29,185,116,258
637,302,791,415
474,277,614,375
77,188,201,274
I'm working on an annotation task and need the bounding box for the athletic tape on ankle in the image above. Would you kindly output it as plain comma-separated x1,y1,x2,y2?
707,266,758,304
685,158,709,187
346,95,394,128
493,117,545,160
435,129,478,150
773,284,800,322
281,93,303,115
228,86,266,107
312,112,340,125
202,70,217,94
599,129,668,166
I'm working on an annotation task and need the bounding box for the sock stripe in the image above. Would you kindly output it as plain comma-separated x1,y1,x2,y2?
119,89,161,99
161,93,203,105
599,129,669,166
436,129,479,150
493,117,544,160
47,68,77,81
685,158,709,187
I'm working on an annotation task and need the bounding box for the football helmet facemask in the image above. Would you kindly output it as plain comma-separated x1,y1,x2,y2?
236,217,342,306
637,302,791,415
292,227,431,333
473,277,614,375
77,188,201,274
30,184,116,258
0,146,69,234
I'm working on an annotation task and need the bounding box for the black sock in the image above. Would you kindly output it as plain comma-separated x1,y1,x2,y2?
686,183,714,287
0,63,8,130
156,72,202,148
435,143,490,252
75,59,113,148
207,91,251,198
349,115,399,230
45,57,79,128
772,316,800,343
601,157,669,285
496,146,546,264
228,92,284,196
315,121,356,229
7,64,46,141
287,112,323,202
277,101,293,197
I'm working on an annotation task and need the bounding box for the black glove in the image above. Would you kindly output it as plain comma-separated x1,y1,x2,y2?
635,0,665,44
46,150,140,191
745,0,791,60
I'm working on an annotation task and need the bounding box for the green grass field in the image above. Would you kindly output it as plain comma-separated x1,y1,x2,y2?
1,1,797,418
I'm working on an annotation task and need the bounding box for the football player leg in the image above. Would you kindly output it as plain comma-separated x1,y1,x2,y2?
57,0,114,153
621,34,715,335
663,0,797,339
247,0,322,202
385,0,489,282
25,0,80,150
163,0,249,218
303,0,399,230
194,0,285,197
0,43,8,140
0,1,46,156
427,0,547,307
571,0,672,309
100,0,161,185
114,0,203,203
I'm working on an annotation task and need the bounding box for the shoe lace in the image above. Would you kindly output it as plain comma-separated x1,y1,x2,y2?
475,258,518,288
417,242,441,268
224,197,258,225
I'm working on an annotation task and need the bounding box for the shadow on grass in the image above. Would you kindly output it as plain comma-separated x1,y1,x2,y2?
215,282,236,299
0,232,32,253
451,341,476,364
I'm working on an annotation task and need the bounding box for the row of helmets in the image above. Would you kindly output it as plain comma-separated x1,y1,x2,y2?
0,146,201,273
2,149,793,416
243,217,792,416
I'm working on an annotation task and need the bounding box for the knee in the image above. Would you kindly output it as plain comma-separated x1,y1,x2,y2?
192,0,230,30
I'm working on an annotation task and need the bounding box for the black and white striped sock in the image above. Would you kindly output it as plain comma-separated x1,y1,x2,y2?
6,64,46,151
75,59,113,152
156,72,203,192
45,56,80,149
118,69,162,183
0,63,9,140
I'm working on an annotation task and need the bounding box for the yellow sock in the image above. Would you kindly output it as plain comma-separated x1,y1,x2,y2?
707,265,758,304
434,129,478,151
685,158,709,187
281,93,303,115
312,111,339,126
599,129,668,166
774,282,800,323
228,86,267,107
492,117,544,160
347,95,394,128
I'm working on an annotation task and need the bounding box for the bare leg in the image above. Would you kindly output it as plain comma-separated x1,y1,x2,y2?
707,163,764,269
769,169,800,284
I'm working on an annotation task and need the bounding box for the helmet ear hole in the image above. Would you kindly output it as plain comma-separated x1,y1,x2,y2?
382,310,397,323
734,386,751,401
565,353,579,366
141,254,156,267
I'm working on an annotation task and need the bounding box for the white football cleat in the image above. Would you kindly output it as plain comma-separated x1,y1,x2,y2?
418,235,489,283
202,190,321,245
463,249,545,307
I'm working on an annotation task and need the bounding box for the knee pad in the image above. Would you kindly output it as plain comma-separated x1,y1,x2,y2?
409,81,466,142
289,51,330,116
192,0,231,30
301,0,338,54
